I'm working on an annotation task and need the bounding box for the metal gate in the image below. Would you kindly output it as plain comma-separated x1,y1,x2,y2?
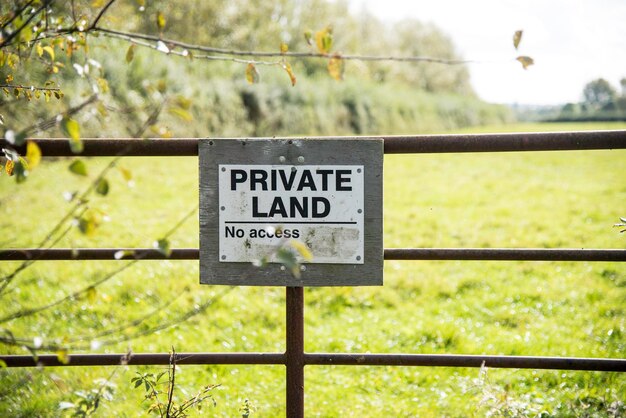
2,130,626,417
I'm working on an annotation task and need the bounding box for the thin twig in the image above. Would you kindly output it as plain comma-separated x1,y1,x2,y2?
0,84,61,91
95,26,472,65
166,347,176,417
89,0,117,30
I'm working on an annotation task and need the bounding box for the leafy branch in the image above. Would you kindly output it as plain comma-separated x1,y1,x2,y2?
132,347,218,417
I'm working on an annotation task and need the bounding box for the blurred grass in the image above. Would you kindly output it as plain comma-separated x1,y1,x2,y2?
0,121,625,416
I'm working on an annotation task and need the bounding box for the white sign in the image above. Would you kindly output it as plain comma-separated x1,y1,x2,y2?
218,164,364,264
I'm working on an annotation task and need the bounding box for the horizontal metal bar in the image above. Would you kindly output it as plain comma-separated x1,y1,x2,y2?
2,352,624,371
384,248,626,262
0,248,200,260
1,248,625,262
383,130,626,154
1,352,286,367
304,353,626,372
1,130,625,157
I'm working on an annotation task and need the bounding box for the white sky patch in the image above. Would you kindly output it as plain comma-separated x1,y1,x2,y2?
350,0,626,105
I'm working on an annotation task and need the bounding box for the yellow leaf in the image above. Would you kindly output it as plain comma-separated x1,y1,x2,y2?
513,30,523,50
282,62,296,86
86,286,97,302
516,55,534,69
315,26,333,54
126,44,135,63
5,159,14,176
156,11,166,30
26,141,41,168
5,74,13,83
245,63,259,84
168,107,193,122
97,77,109,93
43,46,55,61
289,240,313,262
56,349,70,365
327,55,344,81
280,42,288,54
36,43,44,57
119,166,132,182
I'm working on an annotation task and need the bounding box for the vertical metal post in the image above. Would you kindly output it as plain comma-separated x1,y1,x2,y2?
286,287,305,418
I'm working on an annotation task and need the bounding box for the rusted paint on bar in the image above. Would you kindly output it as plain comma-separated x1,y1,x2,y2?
2,248,625,262
304,354,626,372
1,352,285,367
1,130,625,157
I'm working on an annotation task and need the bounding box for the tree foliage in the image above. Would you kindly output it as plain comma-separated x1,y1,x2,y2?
583,78,617,109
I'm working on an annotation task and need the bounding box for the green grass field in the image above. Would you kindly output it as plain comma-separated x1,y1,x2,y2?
1,122,625,417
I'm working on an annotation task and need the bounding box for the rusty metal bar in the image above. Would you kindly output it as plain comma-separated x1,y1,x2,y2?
2,352,623,372
383,248,626,262
304,354,626,372
0,352,285,367
0,248,200,260
2,248,625,262
1,130,625,157
286,287,305,418
383,130,626,154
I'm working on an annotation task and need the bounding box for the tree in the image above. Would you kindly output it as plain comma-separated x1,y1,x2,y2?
582,78,617,109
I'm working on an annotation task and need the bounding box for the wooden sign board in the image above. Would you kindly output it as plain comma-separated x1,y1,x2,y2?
199,138,383,286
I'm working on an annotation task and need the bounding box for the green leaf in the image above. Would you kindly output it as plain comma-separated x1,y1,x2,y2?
516,56,534,70
0,359,7,368
315,26,333,54
60,118,82,153
95,178,110,196
14,158,28,183
154,238,171,257
245,63,260,84
513,30,523,50
68,160,88,176
126,44,135,63
77,211,102,236
304,30,313,46
276,248,300,278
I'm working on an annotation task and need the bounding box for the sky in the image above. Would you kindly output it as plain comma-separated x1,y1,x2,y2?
349,0,626,105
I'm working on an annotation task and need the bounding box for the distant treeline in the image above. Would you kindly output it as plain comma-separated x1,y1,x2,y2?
549,78,626,122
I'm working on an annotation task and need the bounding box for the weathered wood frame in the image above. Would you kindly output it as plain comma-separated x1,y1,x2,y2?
199,138,383,286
